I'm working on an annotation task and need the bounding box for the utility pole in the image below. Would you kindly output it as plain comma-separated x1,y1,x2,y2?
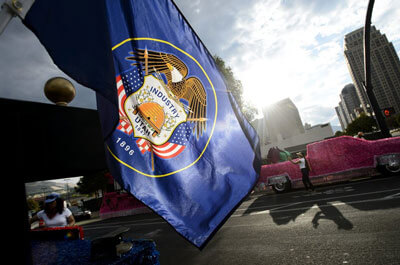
363,0,391,138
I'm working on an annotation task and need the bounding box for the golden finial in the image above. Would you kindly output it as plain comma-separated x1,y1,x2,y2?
44,77,76,106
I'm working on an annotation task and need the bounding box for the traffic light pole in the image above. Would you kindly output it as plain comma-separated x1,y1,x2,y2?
363,0,391,138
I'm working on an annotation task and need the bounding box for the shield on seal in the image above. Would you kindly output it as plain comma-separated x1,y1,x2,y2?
124,75,187,146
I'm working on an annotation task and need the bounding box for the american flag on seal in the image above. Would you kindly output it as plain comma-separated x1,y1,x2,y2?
136,123,191,159
116,71,192,159
116,75,133,135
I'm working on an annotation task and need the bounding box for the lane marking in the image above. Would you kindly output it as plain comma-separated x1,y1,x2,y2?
84,191,400,232
233,192,400,217
83,181,400,231
83,193,400,232
384,192,400,199
235,187,400,213
244,176,399,206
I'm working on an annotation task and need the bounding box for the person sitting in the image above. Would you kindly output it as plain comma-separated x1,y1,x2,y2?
354,131,365,139
30,193,75,228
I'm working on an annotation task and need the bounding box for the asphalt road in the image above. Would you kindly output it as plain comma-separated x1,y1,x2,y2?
82,175,400,265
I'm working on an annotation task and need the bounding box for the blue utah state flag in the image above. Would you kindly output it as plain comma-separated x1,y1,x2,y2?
24,0,261,247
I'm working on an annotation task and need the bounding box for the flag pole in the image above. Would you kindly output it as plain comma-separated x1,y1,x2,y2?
0,0,35,35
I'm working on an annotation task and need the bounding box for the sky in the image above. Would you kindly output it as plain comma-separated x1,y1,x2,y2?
0,0,399,127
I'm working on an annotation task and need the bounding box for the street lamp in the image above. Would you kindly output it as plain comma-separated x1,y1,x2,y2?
363,0,391,138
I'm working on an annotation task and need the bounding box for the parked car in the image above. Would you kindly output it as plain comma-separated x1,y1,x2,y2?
69,206,92,221
259,136,400,193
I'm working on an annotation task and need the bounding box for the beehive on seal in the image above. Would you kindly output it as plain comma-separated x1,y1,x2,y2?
134,102,165,137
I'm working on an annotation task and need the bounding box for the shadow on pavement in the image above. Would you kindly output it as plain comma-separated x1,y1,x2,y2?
311,201,353,230
243,176,400,230
245,194,354,230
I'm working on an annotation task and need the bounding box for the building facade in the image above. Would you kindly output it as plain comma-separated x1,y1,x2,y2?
253,98,334,159
340,83,361,122
335,83,362,130
335,105,346,131
261,98,305,144
344,26,400,116
336,101,350,130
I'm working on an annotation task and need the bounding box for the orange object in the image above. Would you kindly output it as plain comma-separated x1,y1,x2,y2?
136,102,165,136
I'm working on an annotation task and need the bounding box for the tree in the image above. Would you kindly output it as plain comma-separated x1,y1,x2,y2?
75,170,109,198
27,198,40,212
213,56,258,121
334,130,345,137
386,114,400,129
345,113,377,136
396,113,400,127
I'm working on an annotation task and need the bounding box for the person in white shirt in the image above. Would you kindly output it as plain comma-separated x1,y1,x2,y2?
289,152,315,191
354,131,365,139
30,193,75,227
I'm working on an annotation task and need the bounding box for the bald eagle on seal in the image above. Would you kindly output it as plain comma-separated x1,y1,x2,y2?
126,49,207,139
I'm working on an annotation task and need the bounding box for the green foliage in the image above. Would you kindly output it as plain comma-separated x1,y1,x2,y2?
214,55,258,121
75,170,109,197
345,113,377,136
334,130,345,137
396,113,400,126
27,198,40,212
386,113,400,129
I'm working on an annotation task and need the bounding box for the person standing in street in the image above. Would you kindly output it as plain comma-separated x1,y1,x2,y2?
289,152,315,191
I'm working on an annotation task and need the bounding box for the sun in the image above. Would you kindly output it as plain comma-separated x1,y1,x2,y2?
235,57,297,112
241,74,290,111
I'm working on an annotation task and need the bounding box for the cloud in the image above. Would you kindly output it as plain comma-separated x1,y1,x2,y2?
301,104,339,126
175,0,400,127
1,0,399,127
0,15,96,109
280,0,345,14
175,0,259,56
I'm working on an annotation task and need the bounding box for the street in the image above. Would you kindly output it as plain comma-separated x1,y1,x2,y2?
81,175,400,265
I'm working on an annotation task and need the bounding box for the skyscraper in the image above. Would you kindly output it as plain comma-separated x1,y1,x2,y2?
335,102,348,131
344,26,400,116
335,106,346,131
340,83,361,122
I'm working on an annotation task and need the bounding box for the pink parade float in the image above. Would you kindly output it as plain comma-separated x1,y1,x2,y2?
259,136,400,193
99,173,152,219
100,192,151,219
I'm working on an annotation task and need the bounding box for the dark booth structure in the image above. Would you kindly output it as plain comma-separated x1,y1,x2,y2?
1,98,107,264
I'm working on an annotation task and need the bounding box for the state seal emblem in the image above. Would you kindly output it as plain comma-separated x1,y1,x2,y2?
109,38,217,177
124,74,188,145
